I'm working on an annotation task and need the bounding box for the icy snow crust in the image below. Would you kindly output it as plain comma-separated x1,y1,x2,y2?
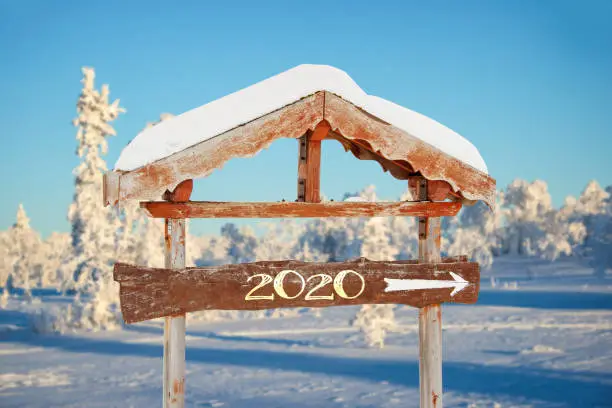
115,65,488,174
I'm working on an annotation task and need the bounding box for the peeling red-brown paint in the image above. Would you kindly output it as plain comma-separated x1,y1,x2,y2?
105,90,495,209
163,179,193,202
432,391,439,407
115,92,325,203
323,92,495,208
164,219,171,252
113,258,479,323
141,201,462,219
173,378,185,395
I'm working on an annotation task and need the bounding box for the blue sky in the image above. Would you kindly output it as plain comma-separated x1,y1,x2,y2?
1,0,611,237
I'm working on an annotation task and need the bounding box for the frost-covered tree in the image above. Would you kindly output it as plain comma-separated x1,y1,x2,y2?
573,181,610,258
195,235,230,266
307,185,379,262
54,67,125,332
293,239,329,262
569,181,612,276
351,187,397,348
500,179,587,261
361,217,398,261
6,205,42,299
536,196,586,261
351,304,397,348
576,180,609,215
39,232,72,288
255,220,304,261
0,230,11,290
447,198,503,269
67,67,124,292
132,218,165,267
501,180,553,256
222,223,258,263
389,188,418,260
590,211,612,277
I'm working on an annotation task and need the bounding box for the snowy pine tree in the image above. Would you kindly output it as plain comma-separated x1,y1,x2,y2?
501,180,553,256
40,232,72,288
222,223,258,263
67,67,124,292
389,188,418,260
447,198,503,269
571,181,612,276
255,220,304,261
591,207,612,277
6,205,42,299
351,187,397,348
574,181,609,258
0,230,10,289
194,235,231,266
59,67,125,331
351,303,397,348
536,196,586,261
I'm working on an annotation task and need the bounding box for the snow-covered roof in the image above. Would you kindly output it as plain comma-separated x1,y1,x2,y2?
106,64,495,208
115,65,487,174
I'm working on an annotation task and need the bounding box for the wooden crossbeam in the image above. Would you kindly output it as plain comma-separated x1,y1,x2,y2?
140,200,462,219
114,258,479,324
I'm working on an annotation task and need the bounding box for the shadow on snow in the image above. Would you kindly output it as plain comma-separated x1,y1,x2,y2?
1,327,610,406
476,289,612,310
126,324,321,349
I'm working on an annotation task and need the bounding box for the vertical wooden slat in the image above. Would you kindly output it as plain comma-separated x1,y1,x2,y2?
164,218,186,408
297,130,322,203
412,176,444,408
306,139,321,203
297,134,308,202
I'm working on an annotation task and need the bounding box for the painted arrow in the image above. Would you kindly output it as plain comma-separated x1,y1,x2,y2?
384,271,469,297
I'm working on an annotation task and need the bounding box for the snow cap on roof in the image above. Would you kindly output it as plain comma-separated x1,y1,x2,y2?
114,64,488,174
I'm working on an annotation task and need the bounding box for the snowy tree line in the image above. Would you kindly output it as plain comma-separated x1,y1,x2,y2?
0,67,610,340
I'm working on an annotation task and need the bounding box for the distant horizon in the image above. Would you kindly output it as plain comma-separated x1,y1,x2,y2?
2,1,611,237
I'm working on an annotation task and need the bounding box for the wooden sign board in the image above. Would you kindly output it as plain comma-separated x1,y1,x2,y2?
114,256,479,324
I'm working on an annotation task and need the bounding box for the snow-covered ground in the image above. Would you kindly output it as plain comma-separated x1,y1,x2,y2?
1,257,611,408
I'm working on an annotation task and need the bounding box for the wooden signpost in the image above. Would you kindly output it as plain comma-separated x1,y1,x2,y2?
104,69,495,408
114,257,479,323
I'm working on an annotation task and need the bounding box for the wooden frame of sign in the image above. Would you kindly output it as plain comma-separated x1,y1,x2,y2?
104,93,495,408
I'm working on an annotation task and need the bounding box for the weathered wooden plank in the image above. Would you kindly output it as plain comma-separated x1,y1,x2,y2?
296,125,322,203
114,259,480,324
104,90,495,209
140,201,462,219
419,304,442,408
163,218,186,408
297,134,308,202
305,138,321,203
323,91,496,208
106,92,325,205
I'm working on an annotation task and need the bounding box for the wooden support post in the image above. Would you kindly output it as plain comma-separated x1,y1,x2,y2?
297,134,308,202
164,218,186,408
306,138,321,203
412,176,443,408
162,180,191,408
297,121,328,203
